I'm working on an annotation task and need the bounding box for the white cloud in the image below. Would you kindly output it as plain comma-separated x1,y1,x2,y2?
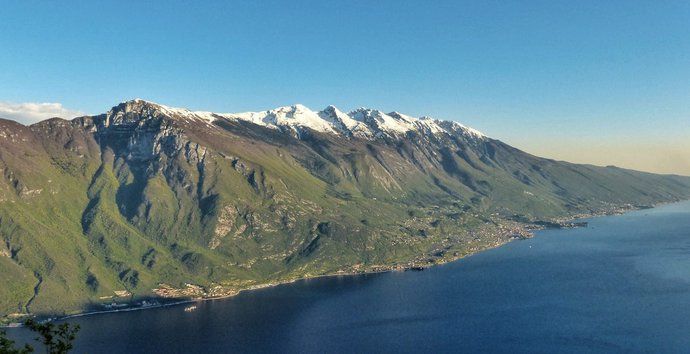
0,102,87,125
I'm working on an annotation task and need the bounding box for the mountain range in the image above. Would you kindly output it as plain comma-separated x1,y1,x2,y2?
1,99,689,320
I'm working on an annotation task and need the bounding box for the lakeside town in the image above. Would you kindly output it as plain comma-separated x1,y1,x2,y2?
0,202,653,327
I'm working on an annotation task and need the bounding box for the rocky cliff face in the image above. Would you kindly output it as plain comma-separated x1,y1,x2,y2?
1,99,689,318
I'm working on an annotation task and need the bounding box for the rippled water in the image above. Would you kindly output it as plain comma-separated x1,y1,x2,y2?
8,201,690,353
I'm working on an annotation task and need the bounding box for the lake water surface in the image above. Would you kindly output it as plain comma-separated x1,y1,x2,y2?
8,201,690,353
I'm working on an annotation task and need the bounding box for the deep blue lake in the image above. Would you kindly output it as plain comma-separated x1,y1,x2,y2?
8,201,690,353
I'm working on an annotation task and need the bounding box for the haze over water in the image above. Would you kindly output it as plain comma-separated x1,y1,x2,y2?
8,201,690,353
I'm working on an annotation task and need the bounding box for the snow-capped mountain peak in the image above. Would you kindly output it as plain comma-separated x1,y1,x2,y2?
227,104,337,134
104,99,217,128
111,99,486,141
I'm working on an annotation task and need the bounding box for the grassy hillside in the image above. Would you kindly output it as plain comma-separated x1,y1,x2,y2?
0,101,688,321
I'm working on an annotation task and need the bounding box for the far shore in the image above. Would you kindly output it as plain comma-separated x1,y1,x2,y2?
2,200,676,328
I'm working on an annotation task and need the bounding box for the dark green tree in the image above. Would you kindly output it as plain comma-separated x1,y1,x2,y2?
0,319,79,354
0,329,33,354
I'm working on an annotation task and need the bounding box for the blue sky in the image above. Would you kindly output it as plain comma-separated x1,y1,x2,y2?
1,1,689,174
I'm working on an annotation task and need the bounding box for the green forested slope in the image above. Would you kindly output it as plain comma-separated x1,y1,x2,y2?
0,100,687,320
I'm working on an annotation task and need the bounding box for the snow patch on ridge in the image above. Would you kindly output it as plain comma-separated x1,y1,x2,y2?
118,99,486,140
226,104,337,134
127,99,217,126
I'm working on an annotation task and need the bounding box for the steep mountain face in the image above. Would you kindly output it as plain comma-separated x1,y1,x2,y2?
1,99,689,319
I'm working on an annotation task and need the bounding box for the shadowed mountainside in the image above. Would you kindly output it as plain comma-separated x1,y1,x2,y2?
1,99,688,319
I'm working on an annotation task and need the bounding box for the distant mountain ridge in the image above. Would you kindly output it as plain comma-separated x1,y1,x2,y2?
0,99,688,321
111,99,485,140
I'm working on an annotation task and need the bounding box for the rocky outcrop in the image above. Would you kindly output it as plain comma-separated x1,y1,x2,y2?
0,99,688,319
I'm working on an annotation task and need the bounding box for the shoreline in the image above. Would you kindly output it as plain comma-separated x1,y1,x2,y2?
2,269,399,328
2,200,682,328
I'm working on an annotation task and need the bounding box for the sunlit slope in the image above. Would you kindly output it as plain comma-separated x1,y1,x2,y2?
0,100,688,318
